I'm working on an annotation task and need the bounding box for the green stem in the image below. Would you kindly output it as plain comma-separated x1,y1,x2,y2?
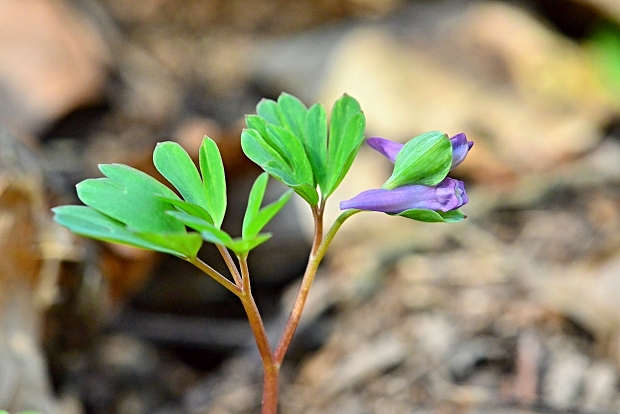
274,208,359,364
189,256,241,296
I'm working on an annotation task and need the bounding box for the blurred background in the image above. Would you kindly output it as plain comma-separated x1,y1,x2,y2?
1,0,620,413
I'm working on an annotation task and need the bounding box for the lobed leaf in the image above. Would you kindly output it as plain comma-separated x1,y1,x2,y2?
153,141,208,209
304,103,328,192
53,206,200,258
242,172,269,239
326,111,365,197
246,190,292,239
168,209,272,255
242,173,293,239
133,231,203,258
77,164,184,233
277,92,307,140
325,94,366,198
265,124,314,185
225,234,272,255
242,129,319,205
167,210,232,246
245,114,269,138
158,196,214,225
256,98,283,125
199,136,227,228
241,128,290,172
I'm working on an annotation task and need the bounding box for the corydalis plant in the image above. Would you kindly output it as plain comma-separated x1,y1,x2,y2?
52,92,471,413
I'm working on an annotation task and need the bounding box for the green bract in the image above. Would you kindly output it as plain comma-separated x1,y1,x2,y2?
383,131,452,190
242,92,365,205
395,208,466,223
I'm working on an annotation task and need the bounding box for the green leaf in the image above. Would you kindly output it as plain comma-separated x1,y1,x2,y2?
395,208,466,223
158,196,214,225
242,173,293,239
248,191,292,238
225,234,272,255
242,172,269,239
256,98,283,125
383,131,451,189
277,92,307,139
199,136,227,228
326,111,365,197
241,129,319,205
167,209,271,255
325,94,366,198
77,164,185,233
265,124,314,185
247,94,321,205
255,93,308,140
153,141,208,210
242,128,291,172
289,182,318,205
133,231,203,258
53,206,200,258
245,114,269,138
167,210,232,246
305,103,328,192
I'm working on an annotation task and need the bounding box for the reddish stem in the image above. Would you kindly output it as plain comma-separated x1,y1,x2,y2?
201,205,358,413
274,208,357,365
216,244,243,287
237,255,280,413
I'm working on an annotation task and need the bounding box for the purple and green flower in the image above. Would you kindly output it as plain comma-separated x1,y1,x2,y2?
340,132,473,222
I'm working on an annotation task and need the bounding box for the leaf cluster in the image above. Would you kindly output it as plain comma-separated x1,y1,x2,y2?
53,137,291,258
241,93,366,206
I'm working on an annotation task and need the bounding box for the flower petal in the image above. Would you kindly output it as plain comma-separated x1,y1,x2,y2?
340,178,467,213
366,137,403,163
450,133,473,169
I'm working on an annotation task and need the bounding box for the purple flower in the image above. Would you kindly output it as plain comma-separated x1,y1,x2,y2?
340,177,467,213
366,133,473,169
340,133,472,221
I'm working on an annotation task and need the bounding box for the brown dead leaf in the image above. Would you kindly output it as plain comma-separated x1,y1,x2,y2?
0,0,110,133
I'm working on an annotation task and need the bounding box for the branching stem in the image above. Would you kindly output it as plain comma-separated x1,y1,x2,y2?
274,208,359,364
237,255,277,414
188,256,241,296
193,207,360,413
216,244,243,287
